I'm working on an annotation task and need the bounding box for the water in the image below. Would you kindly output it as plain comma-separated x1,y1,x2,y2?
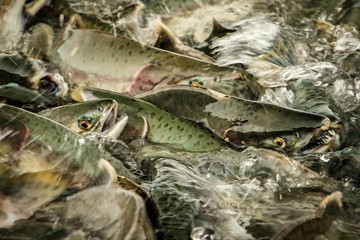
1,0,360,239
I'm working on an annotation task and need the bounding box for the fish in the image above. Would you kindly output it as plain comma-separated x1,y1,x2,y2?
75,87,227,152
137,86,338,153
27,0,145,41
0,103,138,184
272,191,343,240
153,20,216,62
53,28,260,98
0,0,25,51
0,83,53,105
0,165,70,228
0,52,68,98
39,99,119,136
144,0,205,15
21,23,54,60
39,99,143,177
62,183,156,239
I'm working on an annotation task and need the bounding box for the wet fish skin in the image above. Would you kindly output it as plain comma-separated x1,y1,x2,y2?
0,165,70,228
39,99,143,177
0,0,25,51
0,52,68,98
63,183,156,240
77,87,227,152
271,191,343,240
39,99,118,136
54,28,259,97
21,23,54,60
0,103,138,183
28,0,144,40
137,86,333,153
0,83,53,105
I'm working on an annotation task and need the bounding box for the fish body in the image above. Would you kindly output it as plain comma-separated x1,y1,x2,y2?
137,86,336,153
0,52,68,98
0,0,25,51
0,83,52,105
0,165,70,228
55,29,258,97
0,103,137,183
76,87,227,152
272,191,343,240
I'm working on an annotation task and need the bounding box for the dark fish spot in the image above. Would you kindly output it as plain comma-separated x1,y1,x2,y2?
199,134,204,138
109,40,114,47
118,45,124,50
229,101,234,108
111,52,115,58
158,116,163,121
146,54,152,58
92,42,97,47
126,42,130,46
188,134,192,139
139,50,144,54
179,128,184,132
157,124,162,128
167,135,171,140
115,57,119,62
169,127,173,131
128,51,132,56
164,123,168,127
124,59,128,63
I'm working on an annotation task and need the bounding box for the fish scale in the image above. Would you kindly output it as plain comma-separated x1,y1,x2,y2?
55,29,256,96
0,103,137,182
78,87,226,152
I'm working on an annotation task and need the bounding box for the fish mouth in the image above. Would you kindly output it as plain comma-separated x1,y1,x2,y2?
101,102,118,132
30,72,68,97
299,129,340,154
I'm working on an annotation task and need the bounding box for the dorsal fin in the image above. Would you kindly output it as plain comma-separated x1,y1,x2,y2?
154,21,178,52
206,18,236,41
153,21,216,62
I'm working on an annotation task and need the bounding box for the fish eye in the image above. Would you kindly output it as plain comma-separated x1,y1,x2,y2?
38,76,58,94
97,106,104,112
78,114,95,130
274,137,286,149
189,77,205,87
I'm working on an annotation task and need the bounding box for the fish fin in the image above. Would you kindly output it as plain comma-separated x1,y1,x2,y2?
117,175,151,201
126,64,157,95
315,191,343,217
205,18,236,42
91,159,117,186
153,21,178,52
153,21,216,62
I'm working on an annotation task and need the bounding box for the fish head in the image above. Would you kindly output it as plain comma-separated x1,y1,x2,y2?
29,67,68,98
224,126,341,155
0,52,68,98
39,99,118,136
